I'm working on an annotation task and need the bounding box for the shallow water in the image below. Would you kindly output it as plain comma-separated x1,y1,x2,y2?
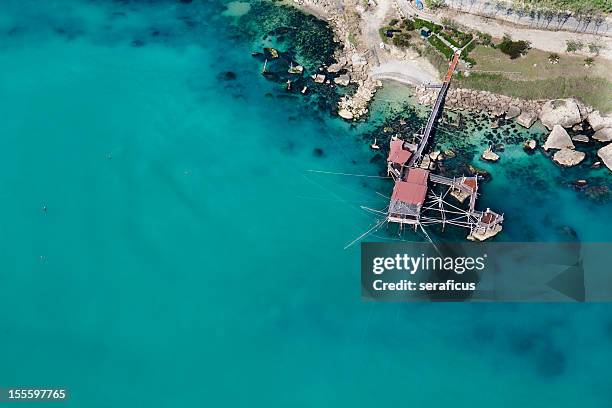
1,0,612,406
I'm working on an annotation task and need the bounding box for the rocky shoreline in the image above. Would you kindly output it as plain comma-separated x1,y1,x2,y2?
291,0,384,120
413,88,612,172
415,86,546,123
290,1,612,173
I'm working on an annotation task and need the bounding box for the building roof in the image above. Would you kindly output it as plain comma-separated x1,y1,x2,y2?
387,139,412,165
391,169,429,206
405,168,429,185
463,177,477,191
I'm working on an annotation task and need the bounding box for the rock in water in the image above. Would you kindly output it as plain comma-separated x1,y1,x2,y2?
539,98,582,130
481,147,500,162
505,105,521,119
597,144,612,172
587,110,612,131
544,125,575,151
523,139,537,152
553,149,585,167
338,108,354,120
516,111,537,128
333,74,350,86
593,127,612,142
572,135,590,143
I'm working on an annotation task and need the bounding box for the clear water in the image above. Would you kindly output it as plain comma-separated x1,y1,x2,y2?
1,0,611,406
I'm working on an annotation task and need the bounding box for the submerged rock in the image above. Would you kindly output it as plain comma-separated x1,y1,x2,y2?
539,98,582,130
585,185,612,203
443,149,456,159
516,111,537,128
552,149,585,167
467,165,491,181
544,125,574,151
597,144,612,171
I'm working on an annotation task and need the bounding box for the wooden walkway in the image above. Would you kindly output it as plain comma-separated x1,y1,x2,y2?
408,53,460,167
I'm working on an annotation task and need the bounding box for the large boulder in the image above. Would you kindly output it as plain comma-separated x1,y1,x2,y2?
553,149,585,167
505,105,521,119
544,125,575,151
593,127,612,143
587,110,612,131
539,98,582,130
597,144,612,172
516,111,537,128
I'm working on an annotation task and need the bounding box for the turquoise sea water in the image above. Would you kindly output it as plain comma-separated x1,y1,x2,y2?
1,0,612,406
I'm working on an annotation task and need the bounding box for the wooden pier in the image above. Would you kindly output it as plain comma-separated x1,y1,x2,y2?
384,52,504,241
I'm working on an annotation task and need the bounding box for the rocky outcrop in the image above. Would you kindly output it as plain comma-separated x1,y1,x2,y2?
593,127,612,143
333,74,350,86
539,98,583,130
553,149,585,167
516,111,538,128
505,105,521,119
597,144,612,172
544,125,575,151
337,78,382,120
587,110,612,131
415,87,544,119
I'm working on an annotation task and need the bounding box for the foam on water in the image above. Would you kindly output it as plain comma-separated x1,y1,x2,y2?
1,1,611,406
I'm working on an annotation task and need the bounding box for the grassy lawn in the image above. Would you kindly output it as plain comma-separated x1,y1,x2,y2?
469,45,612,81
449,44,612,112
454,73,612,113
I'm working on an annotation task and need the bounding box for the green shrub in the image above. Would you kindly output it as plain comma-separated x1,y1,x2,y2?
463,40,476,54
392,32,412,48
400,18,415,31
389,18,399,26
476,31,493,47
413,18,442,33
498,35,530,59
428,35,454,59
566,40,583,52
440,28,473,48
587,42,601,55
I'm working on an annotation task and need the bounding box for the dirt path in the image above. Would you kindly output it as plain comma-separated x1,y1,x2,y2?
395,0,612,61
449,12,612,60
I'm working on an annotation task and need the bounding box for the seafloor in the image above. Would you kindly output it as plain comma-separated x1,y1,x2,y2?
1,0,611,406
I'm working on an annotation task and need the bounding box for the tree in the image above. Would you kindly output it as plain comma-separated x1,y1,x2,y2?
588,42,601,55
499,34,531,59
566,40,583,52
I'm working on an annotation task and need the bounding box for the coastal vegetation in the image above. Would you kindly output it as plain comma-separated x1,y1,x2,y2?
428,35,454,59
498,34,531,59
455,74,612,112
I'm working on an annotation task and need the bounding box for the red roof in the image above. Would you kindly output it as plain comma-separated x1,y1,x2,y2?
387,139,412,165
391,169,429,206
405,168,429,185
463,178,477,191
